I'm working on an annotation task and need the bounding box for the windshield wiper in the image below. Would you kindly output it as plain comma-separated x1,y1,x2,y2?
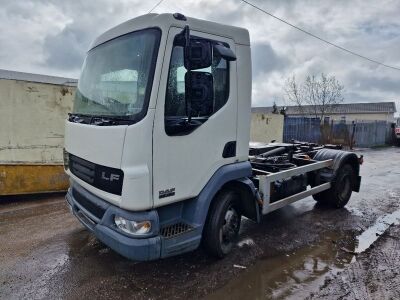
68,113,93,123
68,113,133,125
91,116,133,126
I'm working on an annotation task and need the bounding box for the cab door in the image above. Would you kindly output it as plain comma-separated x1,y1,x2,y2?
152,27,238,207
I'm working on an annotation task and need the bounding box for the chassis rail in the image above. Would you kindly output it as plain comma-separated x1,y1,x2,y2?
257,159,333,214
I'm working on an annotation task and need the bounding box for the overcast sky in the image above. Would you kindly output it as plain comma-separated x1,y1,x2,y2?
1,0,399,108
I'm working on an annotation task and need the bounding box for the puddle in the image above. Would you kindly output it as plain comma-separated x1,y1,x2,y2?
206,231,355,300
355,208,400,253
207,208,400,299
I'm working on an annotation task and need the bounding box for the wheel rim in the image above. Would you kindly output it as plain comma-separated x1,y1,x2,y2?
219,205,240,253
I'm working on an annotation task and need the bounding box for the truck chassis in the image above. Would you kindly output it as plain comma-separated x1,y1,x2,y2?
200,141,362,258
256,159,333,214
248,141,361,214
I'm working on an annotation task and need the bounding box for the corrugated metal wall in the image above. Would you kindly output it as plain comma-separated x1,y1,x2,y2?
283,117,321,143
352,121,390,147
283,117,392,147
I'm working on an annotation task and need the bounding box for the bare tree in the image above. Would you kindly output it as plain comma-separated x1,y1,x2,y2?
284,73,344,121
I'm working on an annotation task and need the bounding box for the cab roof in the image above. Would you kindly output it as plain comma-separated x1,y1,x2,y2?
90,13,250,50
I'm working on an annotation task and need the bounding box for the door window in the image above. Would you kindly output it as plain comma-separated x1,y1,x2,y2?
165,42,230,119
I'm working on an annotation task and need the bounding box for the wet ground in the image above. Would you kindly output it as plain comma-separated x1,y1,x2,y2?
1,147,400,299
310,223,400,299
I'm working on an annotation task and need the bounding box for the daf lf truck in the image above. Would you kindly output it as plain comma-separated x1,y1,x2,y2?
64,13,362,260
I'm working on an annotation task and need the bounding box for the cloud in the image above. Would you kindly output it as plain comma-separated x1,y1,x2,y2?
42,25,88,71
251,42,289,78
0,0,399,109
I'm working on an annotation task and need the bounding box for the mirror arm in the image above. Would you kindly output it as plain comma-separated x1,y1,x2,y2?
183,25,190,69
186,72,192,123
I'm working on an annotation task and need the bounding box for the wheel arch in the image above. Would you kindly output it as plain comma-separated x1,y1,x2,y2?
218,178,260,222
313,148,361,191
182,161,254,229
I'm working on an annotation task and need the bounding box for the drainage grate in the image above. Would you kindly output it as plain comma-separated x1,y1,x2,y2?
160,222,193,238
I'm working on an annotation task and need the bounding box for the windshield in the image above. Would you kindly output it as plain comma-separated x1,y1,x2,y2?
73,28,160,120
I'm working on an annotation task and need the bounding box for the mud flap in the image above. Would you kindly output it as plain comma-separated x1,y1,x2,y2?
233,177,261,223
354,175,362,192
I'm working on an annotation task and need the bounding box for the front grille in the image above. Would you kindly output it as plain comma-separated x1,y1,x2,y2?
72,187,106,220
69,154,95,184
68,153,124,195
160,222,193,238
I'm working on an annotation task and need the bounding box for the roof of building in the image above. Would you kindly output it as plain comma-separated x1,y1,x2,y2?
0,69,77,86
252,102,397,115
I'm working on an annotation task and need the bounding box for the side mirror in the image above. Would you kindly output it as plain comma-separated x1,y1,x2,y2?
185,39,212,70
185,71,214,118
177,26,212,70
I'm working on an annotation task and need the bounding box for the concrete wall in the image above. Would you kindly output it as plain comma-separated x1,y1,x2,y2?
0,79,75,164
250,113,284,143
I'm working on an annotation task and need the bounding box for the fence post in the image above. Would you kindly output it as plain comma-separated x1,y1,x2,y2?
350,121,356,150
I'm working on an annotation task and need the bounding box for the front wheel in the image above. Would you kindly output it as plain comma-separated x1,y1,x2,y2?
313,164,355,208
203,190,241,258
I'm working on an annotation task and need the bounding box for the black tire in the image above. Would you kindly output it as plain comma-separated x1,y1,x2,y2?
312,164,355,208
203,190,241,258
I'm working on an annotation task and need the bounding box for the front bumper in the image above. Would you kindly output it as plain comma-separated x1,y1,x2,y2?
66,183,161,261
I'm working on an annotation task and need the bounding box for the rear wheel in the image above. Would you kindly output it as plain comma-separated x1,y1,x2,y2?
313,164,355,208
203,190,241,258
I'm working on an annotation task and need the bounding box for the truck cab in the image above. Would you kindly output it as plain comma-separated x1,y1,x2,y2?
65,13,252,260
65,13,361,261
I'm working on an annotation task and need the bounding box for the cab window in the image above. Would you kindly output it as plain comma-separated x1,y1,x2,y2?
165,42,230,119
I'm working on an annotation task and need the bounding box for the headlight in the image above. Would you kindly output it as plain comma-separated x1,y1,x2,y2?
63,149,69,171
114,216,152,236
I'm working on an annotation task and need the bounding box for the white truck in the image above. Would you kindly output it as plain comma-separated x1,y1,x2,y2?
64,13,362,260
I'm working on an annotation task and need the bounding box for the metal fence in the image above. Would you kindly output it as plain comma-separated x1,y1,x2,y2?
283,117,321,143
351,121,390,147
283,117,393,148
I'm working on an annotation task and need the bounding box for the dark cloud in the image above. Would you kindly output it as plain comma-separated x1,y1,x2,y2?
357,75,400,93
40,0,138,72
251,43,289,77
42,25,89,71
